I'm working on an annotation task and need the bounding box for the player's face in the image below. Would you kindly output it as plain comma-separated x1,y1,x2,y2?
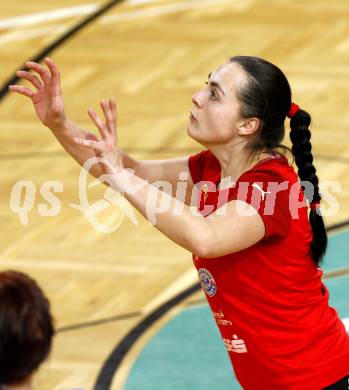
187,62,248,146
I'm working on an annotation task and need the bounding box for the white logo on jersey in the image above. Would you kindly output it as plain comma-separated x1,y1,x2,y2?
252,183,271,200
213,311,232,326
217,319,233,326
223,334,248,353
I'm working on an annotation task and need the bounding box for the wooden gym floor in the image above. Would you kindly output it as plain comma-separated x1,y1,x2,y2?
1,0,349,388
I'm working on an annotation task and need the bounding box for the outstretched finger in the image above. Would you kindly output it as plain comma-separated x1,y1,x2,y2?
8,85,34,98
100,100,115,137
109,98,117,137
87,107,109,140
16,70,43,90
25,61,51,85
73,137,105,153
44,57,61,95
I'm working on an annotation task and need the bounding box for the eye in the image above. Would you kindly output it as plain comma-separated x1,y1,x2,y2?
204,82,218,100
210,89,217,99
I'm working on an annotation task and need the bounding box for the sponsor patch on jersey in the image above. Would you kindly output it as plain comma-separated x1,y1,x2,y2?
198,268,217,297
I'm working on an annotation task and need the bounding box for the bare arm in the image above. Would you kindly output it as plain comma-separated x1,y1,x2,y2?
108,169,265,256
129,156,194,204
56,129,194,203
73,99,265,256
10,58,194,202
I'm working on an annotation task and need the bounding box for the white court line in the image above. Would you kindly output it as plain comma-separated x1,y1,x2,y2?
0,0,167,30
102,0,236,24
0,258,151,274
128,0,163,4
0,25,66,45
343,317,349,333
0,4,98,30
0,0,234,45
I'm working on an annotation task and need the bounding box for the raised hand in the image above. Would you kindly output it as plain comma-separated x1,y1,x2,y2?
9,57,66,130
73,98,122,175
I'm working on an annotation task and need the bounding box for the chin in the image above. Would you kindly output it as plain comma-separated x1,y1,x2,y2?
187,131,208,149
187,123,209,146
187,123,195,138
187,126,200,143
187,124,194,137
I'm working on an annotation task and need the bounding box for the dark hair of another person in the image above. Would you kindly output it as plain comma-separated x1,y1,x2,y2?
0,271,54,385
229,55,327,266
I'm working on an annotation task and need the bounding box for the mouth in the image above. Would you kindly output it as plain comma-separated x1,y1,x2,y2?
189,111,198,122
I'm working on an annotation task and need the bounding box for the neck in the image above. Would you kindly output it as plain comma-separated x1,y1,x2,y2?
8,377,32,390
208,139,271,183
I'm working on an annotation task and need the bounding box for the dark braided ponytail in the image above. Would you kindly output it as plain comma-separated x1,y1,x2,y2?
289,109,327,265
230,55,327,266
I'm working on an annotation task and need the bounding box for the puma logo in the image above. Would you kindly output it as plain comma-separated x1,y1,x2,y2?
252,183,271,200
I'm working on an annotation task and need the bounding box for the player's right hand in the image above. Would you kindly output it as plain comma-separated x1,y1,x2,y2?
73,98,122,177
9,57,66,131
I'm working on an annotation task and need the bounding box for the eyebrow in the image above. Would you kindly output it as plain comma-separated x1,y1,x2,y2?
207,72,225,96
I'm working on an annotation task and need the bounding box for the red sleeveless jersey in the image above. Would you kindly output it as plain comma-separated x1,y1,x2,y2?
188,150,349,389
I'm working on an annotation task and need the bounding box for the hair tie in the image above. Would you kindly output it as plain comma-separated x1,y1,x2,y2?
287,103,300,118
310,201,320,211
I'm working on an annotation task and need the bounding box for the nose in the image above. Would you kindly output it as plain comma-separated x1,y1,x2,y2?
192,90,203,108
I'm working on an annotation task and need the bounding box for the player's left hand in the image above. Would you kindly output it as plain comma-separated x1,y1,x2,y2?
74,98,123,175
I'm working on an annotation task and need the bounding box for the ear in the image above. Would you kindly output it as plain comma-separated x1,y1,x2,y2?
237,117,261,136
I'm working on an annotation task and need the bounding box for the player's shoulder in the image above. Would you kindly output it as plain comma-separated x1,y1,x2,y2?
188,149,220,184
191,149,220,172
242,153,296,184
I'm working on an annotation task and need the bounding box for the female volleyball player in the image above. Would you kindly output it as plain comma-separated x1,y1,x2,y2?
10,56,349,389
